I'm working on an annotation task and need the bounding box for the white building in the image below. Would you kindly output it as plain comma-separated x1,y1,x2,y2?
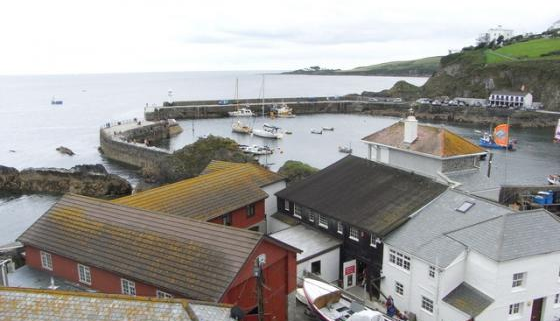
381,189,560,321
270,224,341,283
489,90,533,109
361,114,487,184
478,25,514,44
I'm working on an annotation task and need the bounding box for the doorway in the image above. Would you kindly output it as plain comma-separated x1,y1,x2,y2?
531,297,544,321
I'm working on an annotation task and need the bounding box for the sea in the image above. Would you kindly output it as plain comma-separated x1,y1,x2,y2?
0,71,558,244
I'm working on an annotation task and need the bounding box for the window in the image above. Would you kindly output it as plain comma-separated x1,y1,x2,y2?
284,200,290,211
512,272,525,288
508,302,522,317
40,251,52,271
308,211,315,223
223,214,231,226
349,227,359,241
395,281,404,296
337,222,343,234
429,266,436,278
156,290,173,298
421,296,434,313
318,214,328,228
294,205,302,219
78,264,91,285
389,249,411,271
370,235,377,248
555,293,560,305
456,201,475,213
311,261,321,275
246,204,255,217
121,278,136,296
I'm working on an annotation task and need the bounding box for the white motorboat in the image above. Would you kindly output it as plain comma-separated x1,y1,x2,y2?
274,103,296,118
228,108,254,117
232,121,252,134
253,124,283,139
322,126,334,131
302,278,393,321
311,129,323,134
338,146,352,154
548,174,560,185
239,144,273,155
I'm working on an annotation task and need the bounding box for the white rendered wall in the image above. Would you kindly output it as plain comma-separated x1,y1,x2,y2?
297,248,341,283
262,180,286,234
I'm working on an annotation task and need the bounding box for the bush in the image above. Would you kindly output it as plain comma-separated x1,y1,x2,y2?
278,160,318,184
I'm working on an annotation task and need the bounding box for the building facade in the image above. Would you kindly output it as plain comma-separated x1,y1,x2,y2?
478,25,514,44
489,91,533,109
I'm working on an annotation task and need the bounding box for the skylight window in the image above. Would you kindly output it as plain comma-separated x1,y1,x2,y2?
456,201,475,213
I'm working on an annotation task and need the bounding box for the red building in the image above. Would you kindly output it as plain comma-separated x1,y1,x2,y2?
113,161,284,232
19,194,299,321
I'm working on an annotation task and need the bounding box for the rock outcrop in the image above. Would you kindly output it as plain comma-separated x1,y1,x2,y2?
0,164,132,197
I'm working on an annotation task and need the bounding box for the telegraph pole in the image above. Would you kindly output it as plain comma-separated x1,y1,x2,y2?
254,255,265,321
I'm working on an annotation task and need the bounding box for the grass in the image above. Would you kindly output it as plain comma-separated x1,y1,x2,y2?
344,56,441,75
485,38,560,63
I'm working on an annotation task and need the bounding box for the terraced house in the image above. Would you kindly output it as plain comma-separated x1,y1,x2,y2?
17,194,299,321
275,155,447,298
113,160,286,232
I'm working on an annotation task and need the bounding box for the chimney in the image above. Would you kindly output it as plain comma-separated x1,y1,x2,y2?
403,108,418,144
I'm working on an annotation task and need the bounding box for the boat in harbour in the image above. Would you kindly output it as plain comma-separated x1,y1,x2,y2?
548,174,560,185
311,129,323,135
232,121,252,134
302,278,394,321
338,145,352,154
478,124,515,150
51,96,63,105
239,144,273,155
554,119,560,143
253,124,283,139
228,107,254,117
273,103,296,118
322,126,334,131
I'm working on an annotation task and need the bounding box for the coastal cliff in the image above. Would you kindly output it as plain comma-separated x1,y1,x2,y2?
0,164,132,197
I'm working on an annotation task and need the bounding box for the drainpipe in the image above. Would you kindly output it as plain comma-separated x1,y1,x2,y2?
0,259,11,287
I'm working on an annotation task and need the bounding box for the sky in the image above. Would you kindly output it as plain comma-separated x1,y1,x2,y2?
0,0,557,75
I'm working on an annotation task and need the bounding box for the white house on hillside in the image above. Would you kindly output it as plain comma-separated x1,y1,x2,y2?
478,25,514,44
489,90,533,109
381,189,560,321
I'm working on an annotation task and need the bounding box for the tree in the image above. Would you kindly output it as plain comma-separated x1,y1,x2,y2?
496,35,505,46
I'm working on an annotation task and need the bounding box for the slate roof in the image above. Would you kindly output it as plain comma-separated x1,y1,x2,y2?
385,189,512,267
112,165,268,221
270,225,342,263
17,194,264,302
201,160,285,187
446,209,560,261
0,287,235,321
490,90,529,96
361,122,486,158
442,282,494,317
275,156,447,236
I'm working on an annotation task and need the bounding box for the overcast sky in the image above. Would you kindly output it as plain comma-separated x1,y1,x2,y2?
0,0,557,75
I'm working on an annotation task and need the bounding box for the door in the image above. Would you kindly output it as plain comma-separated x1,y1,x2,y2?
531,297,543,321
343,260,356,289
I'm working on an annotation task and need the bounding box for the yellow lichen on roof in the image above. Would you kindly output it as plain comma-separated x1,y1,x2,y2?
442,129,486,157
202,160,284,187
112,167,269,221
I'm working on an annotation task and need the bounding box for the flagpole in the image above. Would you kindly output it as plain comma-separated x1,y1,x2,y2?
504,117,509,184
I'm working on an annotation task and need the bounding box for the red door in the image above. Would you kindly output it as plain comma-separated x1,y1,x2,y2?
531,298,543,321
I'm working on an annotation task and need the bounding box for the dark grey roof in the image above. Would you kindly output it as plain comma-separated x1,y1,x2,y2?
276,156,447,236
270,225,342,263
447,209,560,261
442,282,494,317
385,189,512,267
490,90,529,96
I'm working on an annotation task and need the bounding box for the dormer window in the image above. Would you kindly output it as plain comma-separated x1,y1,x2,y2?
456,201,474,213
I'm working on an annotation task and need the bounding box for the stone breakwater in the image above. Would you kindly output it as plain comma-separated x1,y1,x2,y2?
0,164,131,197
145,97,557,128
99,119,181,169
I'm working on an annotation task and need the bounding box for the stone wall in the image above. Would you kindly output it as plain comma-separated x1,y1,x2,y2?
99,131,170,169
442,156,480,173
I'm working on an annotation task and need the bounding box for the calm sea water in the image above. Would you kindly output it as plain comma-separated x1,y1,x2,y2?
0,71,558,244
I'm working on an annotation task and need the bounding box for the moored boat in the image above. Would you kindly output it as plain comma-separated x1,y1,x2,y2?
51,96,63,105
548,174,560,185
232,121,252,134
253,124,283,139
554,119,560,143
322,126,334,131
478,124,515,150
338,146,352,154
302,278,393,321
311,129,323,134
228,107,254,117
239,144,273,155
274,103,296,118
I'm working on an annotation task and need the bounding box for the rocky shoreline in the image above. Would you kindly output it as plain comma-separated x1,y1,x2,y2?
0,164,132,197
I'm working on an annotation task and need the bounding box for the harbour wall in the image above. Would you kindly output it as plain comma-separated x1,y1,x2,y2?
145,97,557,127
99,120,174,169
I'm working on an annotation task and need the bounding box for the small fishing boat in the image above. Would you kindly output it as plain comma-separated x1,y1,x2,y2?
51,96,63,105
303,278,393,321
554,119,560,143
228,108,254,117
548,174,560,185
273,103,296,118
239,144,273,155
338,146,352,154
322,127,334,131
311,129,323,135
232,121,252,134
478,124,515,150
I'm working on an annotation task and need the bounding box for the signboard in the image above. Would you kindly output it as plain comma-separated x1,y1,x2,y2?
344,265,356,276
342,259,356,289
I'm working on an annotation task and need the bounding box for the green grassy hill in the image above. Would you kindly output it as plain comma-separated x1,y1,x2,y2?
485,38,560,63
345,56,441,76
